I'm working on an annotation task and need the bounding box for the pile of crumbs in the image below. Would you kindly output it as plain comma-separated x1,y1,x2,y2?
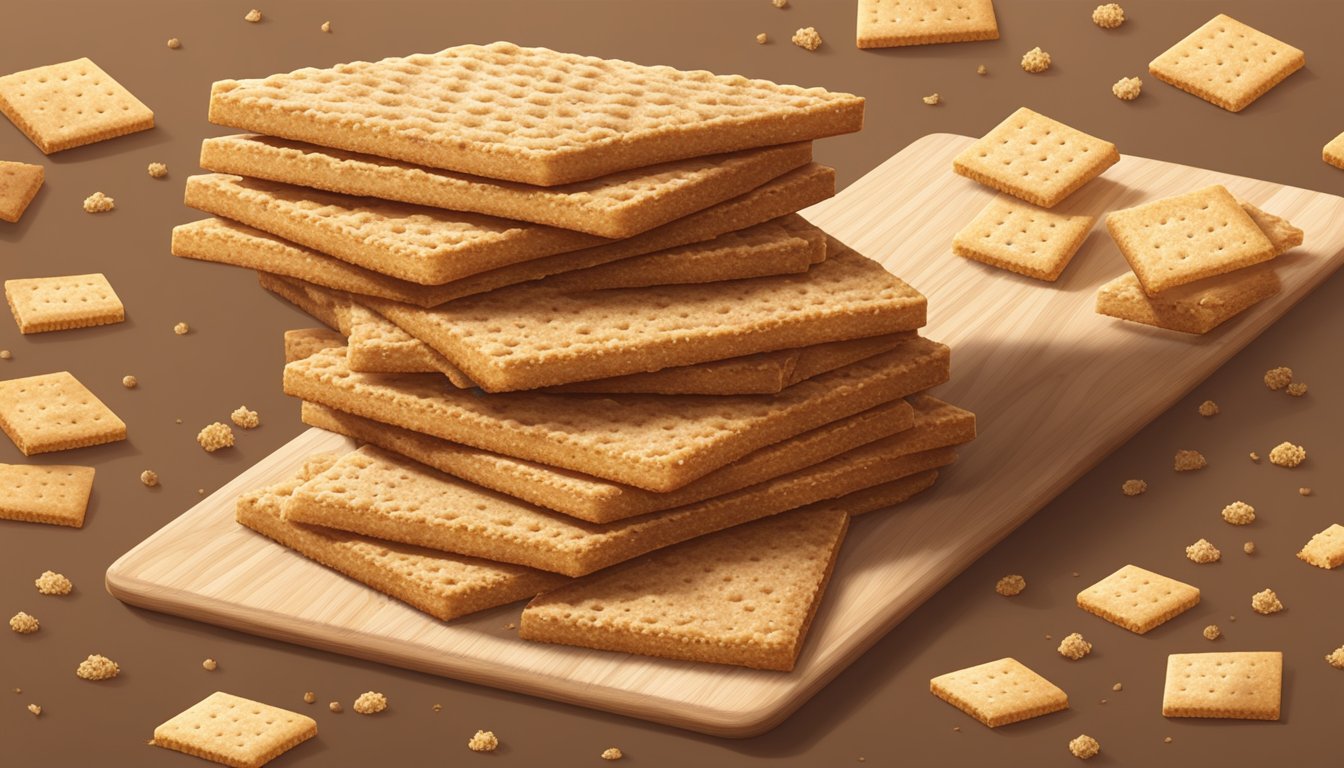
1263,366,1293,390
1092,3,1125,28
1269,442,1306,468
197,422,235,452
995,574,1026,596
9,612,39,634
1112,77,1142,101
76,654,119,681
1203,624,1221,640
1069,734,1101,760
1121,479,1146,496
35,571,73,595
1184,538,1221,564
792,27,822,51
1174,450,1206,471
83,192,115,213
1057,633,1092,660
468,730,499,752
353,691,388,715
1222,501,1255,525
231,406,260,429
1251,588,1283,615
1021,47,1051,73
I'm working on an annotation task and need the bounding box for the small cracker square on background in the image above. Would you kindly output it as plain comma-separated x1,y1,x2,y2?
856,0,1000,49
952,196,1095,281
1162,651,1282,720
1076,563,1200,634
151,691,317,768
0,161,44,223
1105,185,1277,296
930,657,1069,727
0,463,95,528
1324,131,1344,171
0,371,127,455
5,273,125,333
1149,14,1304,113
0,57,154,154
952,108,1119,209
1297,523,1344,570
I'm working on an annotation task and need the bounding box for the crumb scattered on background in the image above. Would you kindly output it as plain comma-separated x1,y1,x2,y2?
1264,366,1293,390
1244,541,1256,555
792,27,822,51
1197,400,1218,417
122,375,137,389
1269,442,1306,468
27,703,41,716
1058,633,1092,660
197,422,235,452
1249,451,1260,462
173,322,190,335
995,574,1026,596
1252,588,1283,614
320,20,332,32
772,0,788,7
756,33,767,44
1185,538,1221,564
303,691,316,704
147,162,168,179
1287,382,1308,397
167,38,181,49
1203,624,1221,640
1164,737,1173,744
1174,450,1206,471
83,192,114,213
1121,479,1147,496
201,658,217,671
976,64,987,75
1112,683,1123,692
1112,77,1142,100
9,612,39,634
1299,487,1312,496
1021,47,1051,73
923,93,941,105
353,691,388,715
468,730,499,752
1222,501,1255,525
432,703,443,712
35,571,72,596
601,747,624,761
76,654,119,681
231,406,260,429
328,701,342,713
1069,734,1101,760
140,470,158,487
0,350,10,360
1092,3,1125,28
244,9,262,22
1327,646,1344,669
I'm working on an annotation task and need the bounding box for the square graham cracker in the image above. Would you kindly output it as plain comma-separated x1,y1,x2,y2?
1162,652,1282,720
1297,523,1344,570
0,463,95,528
5,273,125,333
1106,185,1277,296
930,657,1069,728
0,161,44,223
1149,14,1304,113
1095,266,1280,335
151,691,317,768
856,0,1000,49
1076,564,1200,634
1326,132,1344,171
519,508,849,671
0,371,127,455
952,108,1119,209
952,196,1095,281
0,58,154,154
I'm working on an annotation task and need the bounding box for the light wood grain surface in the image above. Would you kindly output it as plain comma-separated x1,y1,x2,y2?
104,133,1344,738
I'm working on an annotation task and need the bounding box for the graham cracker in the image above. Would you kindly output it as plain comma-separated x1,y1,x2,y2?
0,58,154,154
953,108,1118,208
0,161,43,223
952,196,1095,281
1076,564,1200,634
1326,132,1344,171
282,439,956,577
283,328,345,362
0,371,127,455
259,273,343,330
345,302,476,387
207,42,864,186
0,463,95,528
199,134,813,238
283,338,950,492
1106,186,1278,295
856,0,1000,49
362,240,927,392
237,464,567,620
805,469,941,516
518,508,849,671
930,658,1069,728
1149,14,1304,113
5,273,125,333
151,691,317,768
1296,523,1344,570
1161,652,1282,720
1095,265,1280,334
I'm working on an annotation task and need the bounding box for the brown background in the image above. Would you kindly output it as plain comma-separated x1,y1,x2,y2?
2,1,1342,765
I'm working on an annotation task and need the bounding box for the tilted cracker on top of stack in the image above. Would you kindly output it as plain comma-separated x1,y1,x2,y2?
180,41,976,672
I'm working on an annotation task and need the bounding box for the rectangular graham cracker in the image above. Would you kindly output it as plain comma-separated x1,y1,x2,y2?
343,302,476,387
207,42,864,186
519,507,850,671
1296,523,1344,570
0,58,154,154
1149,15,1304,113
856,0,1000,49
362,240,928,392
930,658,1069,727
1107,186,1278,295
953,108,1118,208
283,338,950,492
1326,132,1344,171
1162,652,1283,720
952,196,1096,281
151,691,317,768
1076,564,1200,634
283,328,346,363
0,371,127,455
199,134,813,238
0,161,44,223
237,462,567,621
5,273,125,333
0,463,95,528
281,437,957,577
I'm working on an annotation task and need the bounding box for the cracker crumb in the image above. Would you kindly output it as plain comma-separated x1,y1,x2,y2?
922,93,941,105
953,726,960,732
35,571,72,596
173,322,190,335
1184,538,1221,564
197,488,205,495
244,8,262,22
76,654,119,681
772,0,788,7
1286,382,1308,397
1112,76,1142,101
432,703,443,712
303,691,316,704
320,20,332,33
166,37,181,49
1099,698,1107,705
1057,633,1093,661
147,162,168,179
1327,646,1344,669
468,730,499,752
1298,487,1312,496
328,701,342,713
82,191,114,213
1264,366,1293,390
976,64,987,75
1164,736,1173,744
1069,734,1101,760
140,470,159,487
9,612,39,634
201,658,217,671
27,703,41,716
0,350,9,360
503,622,516,631
601,747,623,761
196,422,235,452
1197,400,1218,416
1121,479,1147,496
756,33,768,44
1020,47,1051,73
791,27,822,51
1249,451,1260,462
995,574,1026,596
1112,683,1123,692
175,418,182,424
1243,541,1256,555
1091,3,1125,29
353,691,388,715
122,375,138,389
1251,588,1283,615
1174,450,1206,471
231,406,260,429
1229,615,1237,622
1203,624,1221,640
1269,442,1306,468
1221,501,1255,525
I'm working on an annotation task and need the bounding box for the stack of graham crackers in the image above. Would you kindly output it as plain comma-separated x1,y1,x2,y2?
175,42,976,672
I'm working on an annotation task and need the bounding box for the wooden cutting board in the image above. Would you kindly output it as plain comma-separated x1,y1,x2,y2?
105,134,1344,738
